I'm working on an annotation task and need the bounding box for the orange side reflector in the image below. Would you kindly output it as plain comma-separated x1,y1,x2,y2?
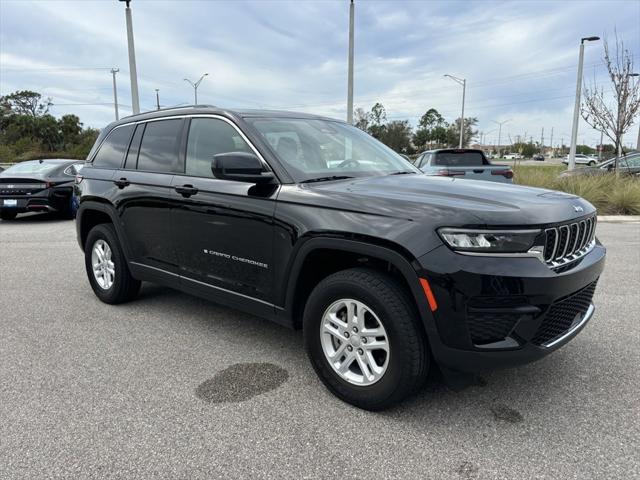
419,278,438,312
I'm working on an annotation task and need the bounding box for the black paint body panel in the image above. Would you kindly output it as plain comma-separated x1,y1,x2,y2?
75,106,607,375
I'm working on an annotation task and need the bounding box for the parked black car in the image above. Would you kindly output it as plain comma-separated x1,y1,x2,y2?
76,106,606,410
533,154,545,161
0,159,83,220
559,152,640,177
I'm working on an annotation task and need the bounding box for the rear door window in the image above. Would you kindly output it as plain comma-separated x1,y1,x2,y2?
434,151,485,166
137,119,184,173
92,124,134,169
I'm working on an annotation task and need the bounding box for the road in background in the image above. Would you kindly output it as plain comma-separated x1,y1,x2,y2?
0,215,638,479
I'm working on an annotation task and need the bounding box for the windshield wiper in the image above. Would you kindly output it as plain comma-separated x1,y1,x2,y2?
300,175,355,184
389,171,417,175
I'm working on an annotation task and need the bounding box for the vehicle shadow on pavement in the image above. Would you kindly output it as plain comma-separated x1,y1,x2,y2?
3,212,70,223
130,283,602,424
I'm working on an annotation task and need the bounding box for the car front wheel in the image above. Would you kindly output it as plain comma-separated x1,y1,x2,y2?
85,223,140,304
303,268,429,410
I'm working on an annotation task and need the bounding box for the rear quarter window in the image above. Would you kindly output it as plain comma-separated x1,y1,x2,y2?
92,125,134,169
434,151,486,167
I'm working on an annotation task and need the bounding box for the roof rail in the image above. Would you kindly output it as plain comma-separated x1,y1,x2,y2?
121,104,218,120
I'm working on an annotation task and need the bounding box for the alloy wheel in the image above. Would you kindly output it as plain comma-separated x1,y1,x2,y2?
91,239,115,290
320,298,390,386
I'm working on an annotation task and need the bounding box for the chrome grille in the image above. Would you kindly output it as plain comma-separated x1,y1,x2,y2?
544,216,596,269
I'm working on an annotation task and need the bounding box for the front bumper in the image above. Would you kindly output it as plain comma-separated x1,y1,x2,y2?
416,240,606,373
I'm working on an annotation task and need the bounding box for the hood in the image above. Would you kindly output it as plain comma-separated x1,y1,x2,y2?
304,174,595,227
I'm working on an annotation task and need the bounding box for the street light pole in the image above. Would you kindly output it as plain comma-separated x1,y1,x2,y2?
110,68,119,120
347,0,355,124
444,74,466,148
119,0,140,114
155,89,160,110
492,119,510,157
568,36,599,170
184,73,209,105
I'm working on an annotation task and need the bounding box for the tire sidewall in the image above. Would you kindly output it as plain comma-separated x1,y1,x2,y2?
304,274,417,408
85,225,126,303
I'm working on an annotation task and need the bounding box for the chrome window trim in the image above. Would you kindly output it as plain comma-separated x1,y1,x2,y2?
90,114,275,178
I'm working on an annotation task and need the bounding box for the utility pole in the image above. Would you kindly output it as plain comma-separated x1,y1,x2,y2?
568,36,599,170
550,127,554,157
155,89,160,110
347,0,354,124
444,74,466,148
540,127,544,150
119,0,140,114
184,73,209,105
492,119,510,157
110,68,119,120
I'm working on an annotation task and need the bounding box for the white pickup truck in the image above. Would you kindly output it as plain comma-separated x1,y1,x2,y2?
414,149,514,183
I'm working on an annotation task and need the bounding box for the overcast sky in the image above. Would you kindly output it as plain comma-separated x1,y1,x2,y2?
1,0,639,147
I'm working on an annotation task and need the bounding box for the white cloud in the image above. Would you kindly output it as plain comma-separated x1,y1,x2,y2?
0,0,637,145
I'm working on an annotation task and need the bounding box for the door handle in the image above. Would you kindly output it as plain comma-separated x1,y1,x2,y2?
175,184,199,197
114,177,130,188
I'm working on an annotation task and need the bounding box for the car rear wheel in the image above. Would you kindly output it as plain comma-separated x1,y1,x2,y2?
588,161,596,166
303,268,429,410
0,211,17,220
85,223,140,304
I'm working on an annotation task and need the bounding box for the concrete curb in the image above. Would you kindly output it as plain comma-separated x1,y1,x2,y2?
598,215,640,223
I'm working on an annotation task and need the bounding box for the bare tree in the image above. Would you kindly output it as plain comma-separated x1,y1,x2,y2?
581,34,640,170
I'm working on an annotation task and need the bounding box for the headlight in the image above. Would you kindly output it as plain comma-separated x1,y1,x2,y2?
438,228,541,253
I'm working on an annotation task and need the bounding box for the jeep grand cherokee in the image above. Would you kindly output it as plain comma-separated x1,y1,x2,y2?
76,106,606,410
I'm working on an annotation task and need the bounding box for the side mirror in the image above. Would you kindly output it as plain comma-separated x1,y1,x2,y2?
211,152,274,184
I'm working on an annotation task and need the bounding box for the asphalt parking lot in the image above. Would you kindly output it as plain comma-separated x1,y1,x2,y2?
1,214,638,479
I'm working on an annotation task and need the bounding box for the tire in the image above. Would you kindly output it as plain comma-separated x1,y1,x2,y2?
303,268,429,410
0,211,17,220
588,161,596,166
85,223,141,304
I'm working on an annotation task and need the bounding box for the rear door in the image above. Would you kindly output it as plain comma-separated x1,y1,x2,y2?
170,116,278,305
115,118,186,273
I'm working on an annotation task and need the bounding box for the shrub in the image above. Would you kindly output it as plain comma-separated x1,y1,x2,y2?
514,164,640,215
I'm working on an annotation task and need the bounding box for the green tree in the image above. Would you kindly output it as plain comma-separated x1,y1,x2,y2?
353,107,370,132
368,102,387,140
0,90,52,117
59,114,83,148
378,120,412,153
446,117,478,147
413,108,448,150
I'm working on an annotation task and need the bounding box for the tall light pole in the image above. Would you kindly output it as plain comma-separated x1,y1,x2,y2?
119,0,140,115
568,36,600,170
110,68,119,120
155,89,160,110
347,0,355,124
492,119,510,157
184,73,209,105
444,74,466,148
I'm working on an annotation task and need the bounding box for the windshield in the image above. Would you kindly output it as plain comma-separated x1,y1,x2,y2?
247,117,418,182
1,161,61,175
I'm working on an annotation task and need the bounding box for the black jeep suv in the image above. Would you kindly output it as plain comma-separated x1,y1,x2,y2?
76,106,605,410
